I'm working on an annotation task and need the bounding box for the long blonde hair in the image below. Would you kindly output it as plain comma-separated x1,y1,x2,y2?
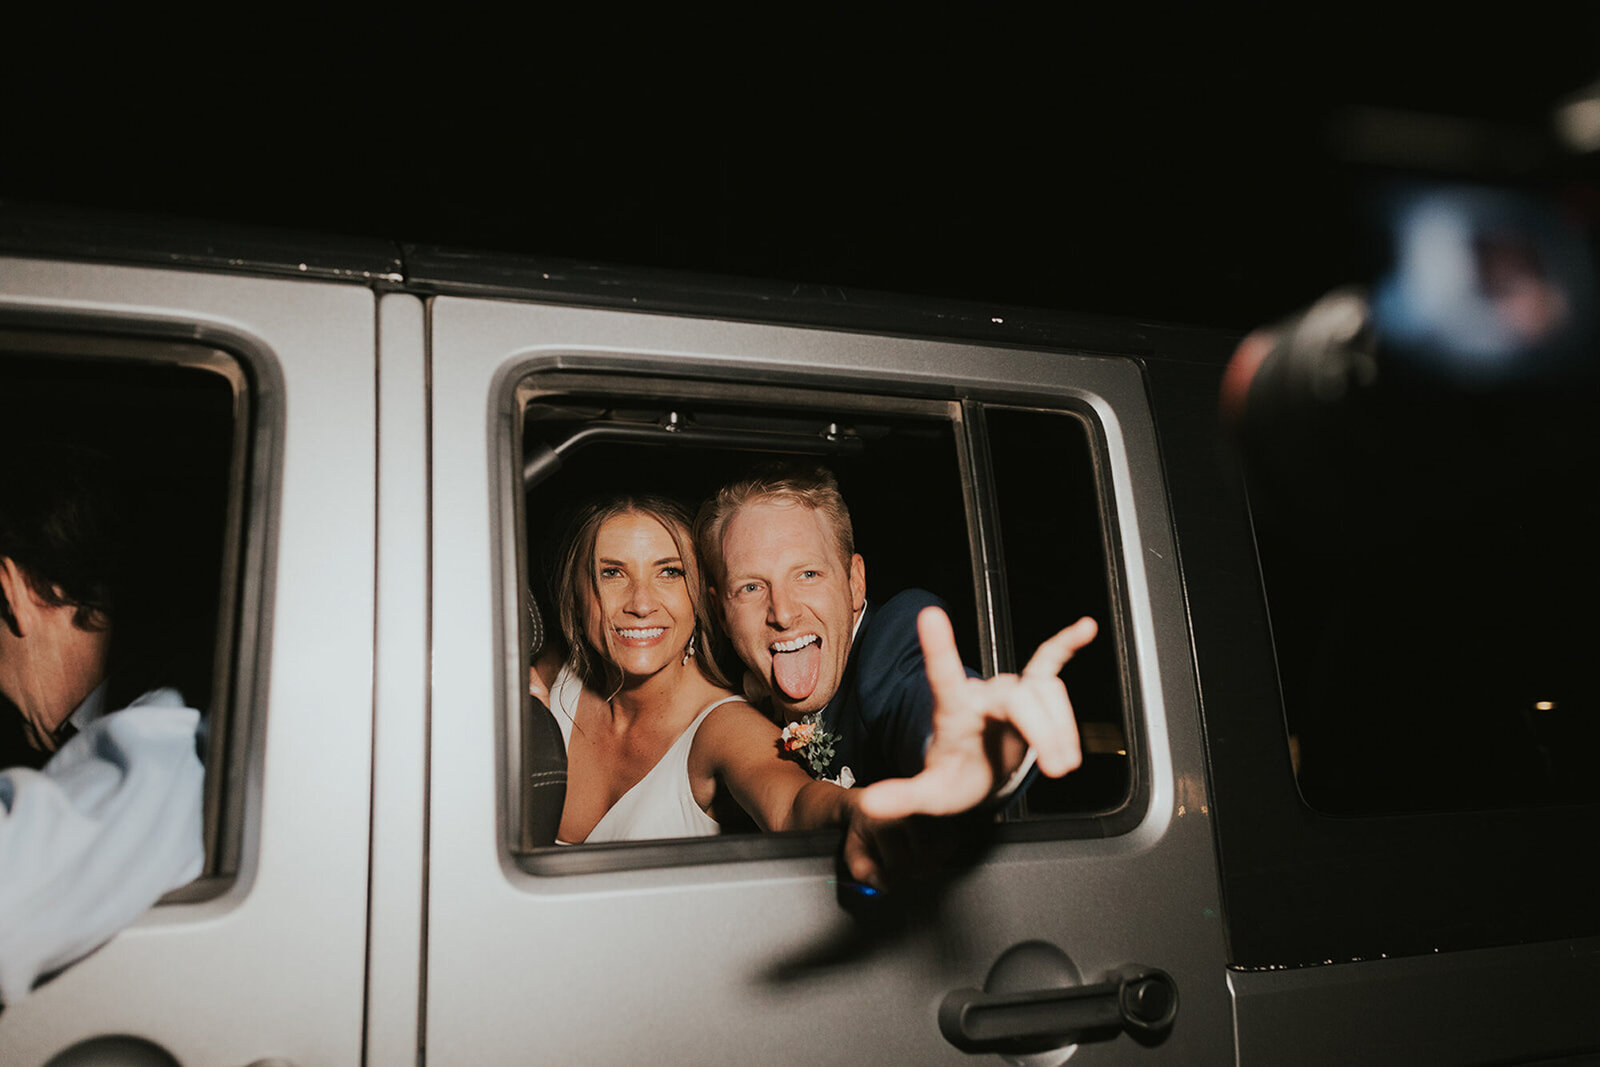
553,494,730,693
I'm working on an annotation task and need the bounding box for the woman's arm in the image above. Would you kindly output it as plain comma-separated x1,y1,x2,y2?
698,702,852,833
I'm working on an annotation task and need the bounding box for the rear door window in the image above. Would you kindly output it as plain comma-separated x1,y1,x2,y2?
511,375,1136,864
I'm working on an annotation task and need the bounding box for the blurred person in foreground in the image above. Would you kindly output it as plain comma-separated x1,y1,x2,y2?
1220,184,1598,811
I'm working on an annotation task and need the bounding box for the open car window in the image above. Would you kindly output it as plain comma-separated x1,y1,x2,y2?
0,329,251,889
509,372,1135,869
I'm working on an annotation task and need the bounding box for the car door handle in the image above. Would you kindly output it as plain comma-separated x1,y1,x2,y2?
939,965,1178,1054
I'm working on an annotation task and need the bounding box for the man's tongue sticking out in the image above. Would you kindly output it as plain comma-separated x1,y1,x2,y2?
772,641,822,703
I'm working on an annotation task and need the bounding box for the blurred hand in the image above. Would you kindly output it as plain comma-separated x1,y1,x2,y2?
839,805,898,891
857,607,1094,821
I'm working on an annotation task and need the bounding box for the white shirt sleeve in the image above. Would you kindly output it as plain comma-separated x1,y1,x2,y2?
0,689,204,1004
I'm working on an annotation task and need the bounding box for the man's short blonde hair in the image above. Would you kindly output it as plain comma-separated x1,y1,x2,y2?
695,464,855,588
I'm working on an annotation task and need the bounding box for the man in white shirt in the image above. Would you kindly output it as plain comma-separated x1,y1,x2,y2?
0,446,204,1005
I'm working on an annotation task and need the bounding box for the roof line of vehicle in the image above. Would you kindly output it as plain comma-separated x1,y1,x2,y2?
1,200,1239,363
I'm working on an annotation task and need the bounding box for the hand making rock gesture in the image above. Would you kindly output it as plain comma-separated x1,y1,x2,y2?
857,607,1097,820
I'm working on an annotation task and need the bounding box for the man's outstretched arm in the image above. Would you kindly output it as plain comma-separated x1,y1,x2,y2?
856,607,1095,820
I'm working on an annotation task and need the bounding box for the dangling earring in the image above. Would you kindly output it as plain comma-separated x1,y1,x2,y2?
682,630,698,666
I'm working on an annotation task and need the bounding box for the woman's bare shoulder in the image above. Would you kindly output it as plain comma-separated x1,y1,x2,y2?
691,695,787,772
699,693,774,727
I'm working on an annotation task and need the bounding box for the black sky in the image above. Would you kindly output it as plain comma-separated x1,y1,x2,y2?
5,13,1597,333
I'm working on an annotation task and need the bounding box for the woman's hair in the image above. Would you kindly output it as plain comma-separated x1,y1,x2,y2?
552,493,730,692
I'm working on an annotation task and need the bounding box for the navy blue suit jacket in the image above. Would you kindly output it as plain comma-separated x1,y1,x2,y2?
815,589,978,786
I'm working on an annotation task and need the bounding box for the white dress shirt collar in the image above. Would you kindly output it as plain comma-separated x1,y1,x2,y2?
66,679,111,735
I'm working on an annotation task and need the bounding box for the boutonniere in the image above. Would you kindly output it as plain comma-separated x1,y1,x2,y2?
780,711,853,787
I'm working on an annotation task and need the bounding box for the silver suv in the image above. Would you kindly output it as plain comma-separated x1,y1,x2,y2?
2,206,1595,1065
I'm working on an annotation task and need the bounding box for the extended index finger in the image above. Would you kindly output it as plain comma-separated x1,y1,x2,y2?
1021,616,1099,679
917,606,971,699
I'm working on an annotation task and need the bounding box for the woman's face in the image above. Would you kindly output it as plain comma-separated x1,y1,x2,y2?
584,510,697,681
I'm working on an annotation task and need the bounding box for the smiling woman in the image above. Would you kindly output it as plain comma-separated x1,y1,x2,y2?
549,495,729,706
587,523,697,682
538,496,729,843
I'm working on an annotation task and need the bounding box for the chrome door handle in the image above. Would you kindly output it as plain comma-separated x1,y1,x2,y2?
939,965,1178,1054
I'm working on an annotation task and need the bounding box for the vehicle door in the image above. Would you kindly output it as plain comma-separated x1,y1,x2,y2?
424,285,1236,1064
0,254,379,1066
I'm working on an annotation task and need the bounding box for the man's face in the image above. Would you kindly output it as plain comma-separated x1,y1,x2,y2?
0,556,103,748
715,500,866,718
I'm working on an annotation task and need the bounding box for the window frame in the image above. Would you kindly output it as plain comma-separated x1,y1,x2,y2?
973,401,1145,834
502,367,1147,877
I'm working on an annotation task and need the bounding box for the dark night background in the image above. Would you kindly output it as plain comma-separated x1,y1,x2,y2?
4,14,1598,333
3,11,1599,986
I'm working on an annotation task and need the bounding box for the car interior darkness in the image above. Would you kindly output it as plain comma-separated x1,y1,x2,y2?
1,333,245,878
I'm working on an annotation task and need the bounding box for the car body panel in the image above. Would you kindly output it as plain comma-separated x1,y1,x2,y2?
422,296,1233,1064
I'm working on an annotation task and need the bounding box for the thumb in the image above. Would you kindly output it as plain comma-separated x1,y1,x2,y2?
856,771,967,821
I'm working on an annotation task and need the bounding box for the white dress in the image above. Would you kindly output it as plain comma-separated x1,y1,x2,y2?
549,665,737,843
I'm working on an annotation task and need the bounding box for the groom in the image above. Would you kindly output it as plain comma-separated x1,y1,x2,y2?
696,464,1096,820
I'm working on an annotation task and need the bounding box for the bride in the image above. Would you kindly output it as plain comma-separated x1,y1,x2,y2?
532,494,862,848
